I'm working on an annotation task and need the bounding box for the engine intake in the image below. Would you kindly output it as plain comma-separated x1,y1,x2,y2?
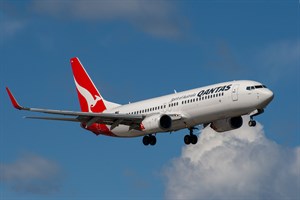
160,114,172,129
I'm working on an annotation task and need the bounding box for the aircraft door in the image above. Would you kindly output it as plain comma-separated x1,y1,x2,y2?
167,102,172,112
231,84,239,101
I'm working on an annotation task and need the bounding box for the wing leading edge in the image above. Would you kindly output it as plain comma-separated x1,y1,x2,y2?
6,87,145,130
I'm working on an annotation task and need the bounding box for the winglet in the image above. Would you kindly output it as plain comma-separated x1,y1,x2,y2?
6,87,23,110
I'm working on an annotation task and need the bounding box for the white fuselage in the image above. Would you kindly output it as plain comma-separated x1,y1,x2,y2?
102,80,273,137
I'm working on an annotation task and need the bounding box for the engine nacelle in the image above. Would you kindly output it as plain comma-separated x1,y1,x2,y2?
210,116,243,132
141,114,172,132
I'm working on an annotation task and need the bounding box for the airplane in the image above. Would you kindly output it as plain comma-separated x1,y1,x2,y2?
6,57,274,146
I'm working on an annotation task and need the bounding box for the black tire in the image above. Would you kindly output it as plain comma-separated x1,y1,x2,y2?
248,121,252,127
184,135,191,145
149,136,157,146
143,136,149,146
191,135,198,145
248,120,257,127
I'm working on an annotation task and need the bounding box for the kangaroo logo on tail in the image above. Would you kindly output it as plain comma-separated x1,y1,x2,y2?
70,57,107,113
74,78,102,112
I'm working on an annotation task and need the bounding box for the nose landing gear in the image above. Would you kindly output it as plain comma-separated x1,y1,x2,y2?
248,119,257,127
248,109,264,127
184,127,198,145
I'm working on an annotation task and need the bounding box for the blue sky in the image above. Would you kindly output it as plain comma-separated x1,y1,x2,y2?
0,0,299,199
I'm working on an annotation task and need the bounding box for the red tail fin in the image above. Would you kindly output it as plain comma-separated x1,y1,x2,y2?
70,57,106,113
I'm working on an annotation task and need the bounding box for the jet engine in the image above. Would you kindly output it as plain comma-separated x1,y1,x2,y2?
141,114,172,132
210,116,243,132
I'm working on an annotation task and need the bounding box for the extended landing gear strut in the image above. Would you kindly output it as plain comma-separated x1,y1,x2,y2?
184,127,198,145
248,109,264,127
143,134,157,146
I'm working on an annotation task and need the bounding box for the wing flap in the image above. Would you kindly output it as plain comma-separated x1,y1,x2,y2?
25,116,80,122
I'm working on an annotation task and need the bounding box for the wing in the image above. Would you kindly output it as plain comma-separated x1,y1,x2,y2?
6,87,145,130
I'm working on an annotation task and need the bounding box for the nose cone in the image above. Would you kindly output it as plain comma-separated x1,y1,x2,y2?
260,89,274,107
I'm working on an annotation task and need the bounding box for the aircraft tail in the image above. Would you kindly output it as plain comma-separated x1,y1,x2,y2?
70,57,120,113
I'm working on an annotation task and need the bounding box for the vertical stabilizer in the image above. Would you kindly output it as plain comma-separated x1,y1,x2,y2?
70,57,106,113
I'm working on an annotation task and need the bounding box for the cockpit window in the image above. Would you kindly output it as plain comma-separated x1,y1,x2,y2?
246,85,267,90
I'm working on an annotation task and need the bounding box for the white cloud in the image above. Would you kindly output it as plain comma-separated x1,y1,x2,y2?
31,0,185,39
164,117,300,200
0,153,63,195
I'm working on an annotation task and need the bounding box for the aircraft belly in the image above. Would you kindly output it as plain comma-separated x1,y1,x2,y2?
109,125,145,138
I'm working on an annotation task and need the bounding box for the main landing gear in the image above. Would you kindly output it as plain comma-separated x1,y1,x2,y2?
143,134,157,146
184,127,198,145
248,109,264,127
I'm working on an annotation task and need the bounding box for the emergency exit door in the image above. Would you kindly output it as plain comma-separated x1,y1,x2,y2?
231,84,239,101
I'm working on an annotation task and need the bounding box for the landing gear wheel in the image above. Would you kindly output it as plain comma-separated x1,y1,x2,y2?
149,135,157,146
191,135,198,144
248,120,256,127
184,135,191,145
184,127,199,145
143,135,156,146
143,136,150,146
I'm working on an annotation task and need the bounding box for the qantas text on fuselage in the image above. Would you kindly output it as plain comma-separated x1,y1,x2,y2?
6,57,274,146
